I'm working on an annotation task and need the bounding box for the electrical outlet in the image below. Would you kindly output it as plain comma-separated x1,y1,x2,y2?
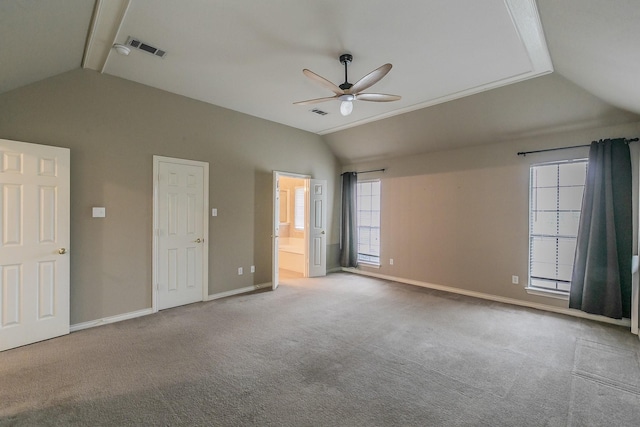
512,275,519,285
250,265,255,273
238,267,243,275
390,258,394,265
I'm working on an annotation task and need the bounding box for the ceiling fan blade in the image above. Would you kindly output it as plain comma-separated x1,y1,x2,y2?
293,95,339,106
349,63,393,94
302,69,343,96
355,93,401,102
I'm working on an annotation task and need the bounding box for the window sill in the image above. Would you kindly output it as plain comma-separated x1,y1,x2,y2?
525,287,569,301
358,261,380,269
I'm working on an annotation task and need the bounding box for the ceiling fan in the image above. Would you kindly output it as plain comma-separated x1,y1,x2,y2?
294,54,401,116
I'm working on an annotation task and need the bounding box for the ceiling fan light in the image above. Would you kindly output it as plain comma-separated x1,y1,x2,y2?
340,100,353,116
112,43,131,56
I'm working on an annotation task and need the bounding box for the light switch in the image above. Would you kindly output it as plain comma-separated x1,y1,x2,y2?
212,208,218,217
92,207,106,218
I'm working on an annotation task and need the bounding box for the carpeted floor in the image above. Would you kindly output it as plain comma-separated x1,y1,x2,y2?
1,272,639,426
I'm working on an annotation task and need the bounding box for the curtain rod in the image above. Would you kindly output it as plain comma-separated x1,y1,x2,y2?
357,168,386,174
517,138,639,156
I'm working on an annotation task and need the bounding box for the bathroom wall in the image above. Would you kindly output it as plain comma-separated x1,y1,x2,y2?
278,176,306,274
279,176,306,240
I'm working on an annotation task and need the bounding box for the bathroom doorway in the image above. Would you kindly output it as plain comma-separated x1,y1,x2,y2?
272,171,327,289
276,173,308,281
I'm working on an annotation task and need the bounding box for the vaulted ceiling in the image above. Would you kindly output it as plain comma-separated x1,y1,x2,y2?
1,0,639,163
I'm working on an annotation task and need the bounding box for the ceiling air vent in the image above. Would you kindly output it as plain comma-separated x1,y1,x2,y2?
311,108,328,116
125,36,166,58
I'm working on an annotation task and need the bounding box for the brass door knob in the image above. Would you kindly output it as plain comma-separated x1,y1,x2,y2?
58,248,67,254
195,238,202,243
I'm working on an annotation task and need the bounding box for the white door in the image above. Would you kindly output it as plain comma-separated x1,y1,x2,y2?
308,179,327,277
272,171,280,290
0,139,70,352
155,157,208,310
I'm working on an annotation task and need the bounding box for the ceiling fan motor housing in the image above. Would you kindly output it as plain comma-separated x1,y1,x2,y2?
339,54,354,90
339,54,353,64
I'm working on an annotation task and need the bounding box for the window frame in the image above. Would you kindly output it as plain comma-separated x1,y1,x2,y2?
527,158,588,298
356,179,381,266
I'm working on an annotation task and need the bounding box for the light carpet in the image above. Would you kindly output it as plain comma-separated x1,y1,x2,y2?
1,272,639,426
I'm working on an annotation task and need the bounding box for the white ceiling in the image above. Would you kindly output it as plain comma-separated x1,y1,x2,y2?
85,0,552,135
1,0,639,163
0,0,94,94
537,0,640,115
324,72,640,163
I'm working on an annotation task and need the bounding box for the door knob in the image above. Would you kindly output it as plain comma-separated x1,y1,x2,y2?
195,238,203,243
321,231,325,234
58,248,67,254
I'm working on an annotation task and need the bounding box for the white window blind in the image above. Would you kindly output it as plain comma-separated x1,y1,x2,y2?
357,180,381,265
529,160,587,293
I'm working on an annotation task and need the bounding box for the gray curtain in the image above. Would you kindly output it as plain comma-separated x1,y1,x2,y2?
569,139,632,319
340,172,358,268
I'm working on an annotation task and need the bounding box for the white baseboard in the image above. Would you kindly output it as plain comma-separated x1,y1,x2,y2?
207,283,269,301
71,284,270,332
342,268,631,328
70,308,154,332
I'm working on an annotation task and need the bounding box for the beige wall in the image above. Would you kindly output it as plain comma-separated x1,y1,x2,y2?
2,67,637,325
344,122,640,309
0,69,341,324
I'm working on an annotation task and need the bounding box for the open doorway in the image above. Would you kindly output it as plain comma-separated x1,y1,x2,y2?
277,175,307,280
272,171,327,290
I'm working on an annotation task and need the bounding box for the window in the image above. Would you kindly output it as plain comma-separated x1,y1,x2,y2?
357,180,381,265
294,186,305,230
529,160,587,293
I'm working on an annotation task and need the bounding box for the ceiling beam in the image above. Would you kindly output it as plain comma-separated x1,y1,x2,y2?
82,0,130,72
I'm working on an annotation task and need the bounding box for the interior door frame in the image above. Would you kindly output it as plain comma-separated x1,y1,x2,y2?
272,171,311,289
152,155,209,312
